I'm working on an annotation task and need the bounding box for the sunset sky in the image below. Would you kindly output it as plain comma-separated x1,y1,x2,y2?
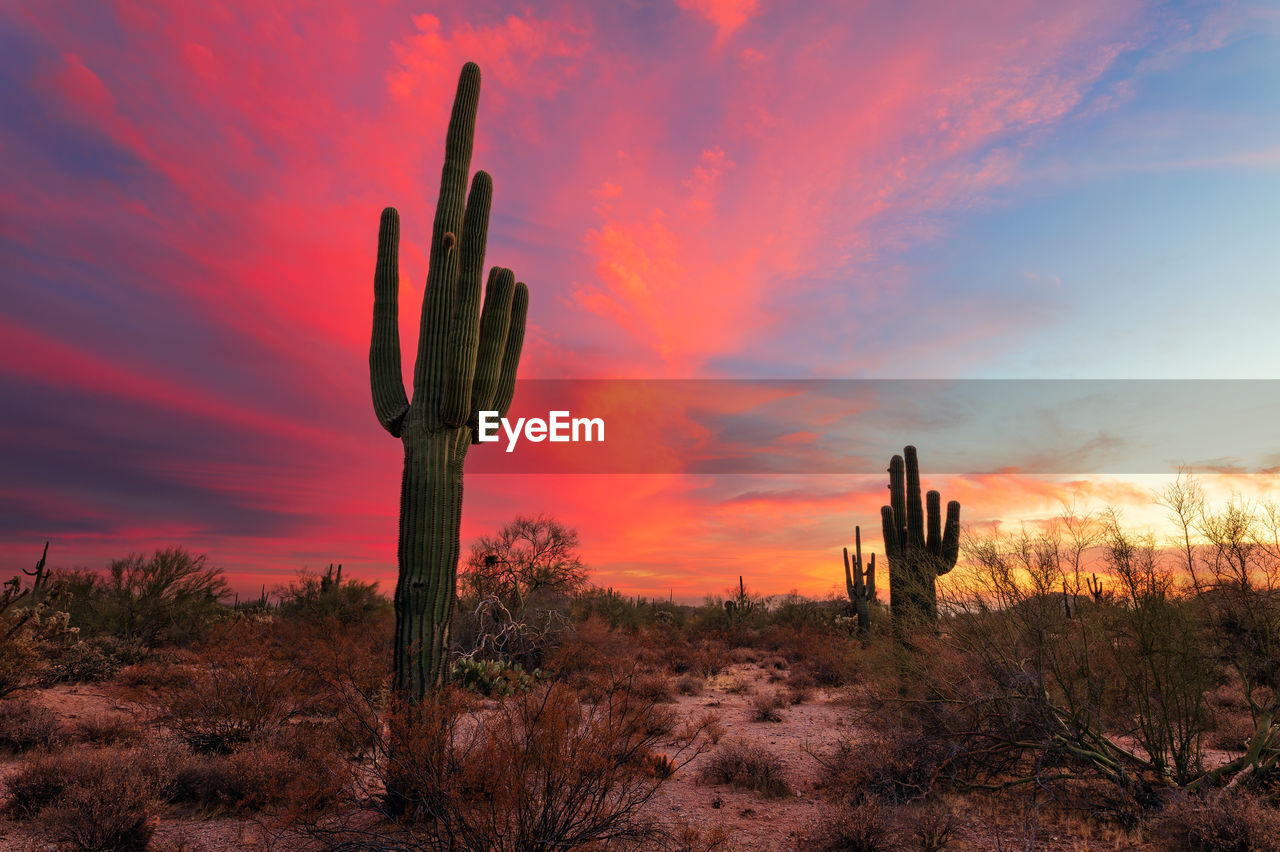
3,1,1279,601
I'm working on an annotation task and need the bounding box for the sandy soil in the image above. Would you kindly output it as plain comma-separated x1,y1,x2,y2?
0,664,1164,851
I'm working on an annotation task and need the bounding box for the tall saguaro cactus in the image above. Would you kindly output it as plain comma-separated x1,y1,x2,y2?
843,526,875,638
369,63,528,700
881,446,960,630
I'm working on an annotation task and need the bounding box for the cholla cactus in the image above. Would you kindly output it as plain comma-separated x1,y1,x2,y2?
369,63,529,699
843,526,875,638
2,543,73,697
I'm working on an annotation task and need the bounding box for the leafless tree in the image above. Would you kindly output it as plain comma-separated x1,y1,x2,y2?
459,515,587,611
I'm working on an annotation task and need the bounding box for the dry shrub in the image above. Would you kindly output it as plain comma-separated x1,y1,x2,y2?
667,638,728,677
115,654,192,692
699,740,791,797
6,746,168,851
665,820,734,851
337,678,718,851
819,727,950,805
74,712,141,746
908,799,959,852
802,797,892,852
1153,791,1280,852
170,744,339,815
0,699,62,752
750,690,786,722
767,626,858,687
785,668,818,694
675,674,704,696
139,645,304,753
544,615,639,684
786,681,813,706
1207,709,1256,753
687,710,725,746
728,646,761,665
633,671,675,703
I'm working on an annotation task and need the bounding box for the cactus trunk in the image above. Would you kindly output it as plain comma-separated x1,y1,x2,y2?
393,431,467,695
369,63,528,702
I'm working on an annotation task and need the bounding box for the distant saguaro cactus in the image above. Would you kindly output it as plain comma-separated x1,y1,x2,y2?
320,563,342,595
881,446,960,630
842,526,875,638
22,541,50,607
369,63,529,699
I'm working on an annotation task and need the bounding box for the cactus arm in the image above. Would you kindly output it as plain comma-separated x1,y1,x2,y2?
843,547,855,600
881,505,901,566
940,500,961,572
926,490,941,554
413,63,482,430
888,455,906,548
853,526,865,597
371,208,410,437
492,281,528,419
23,541,49,579
441,171,493,427
904,446,925,549
469,267,516,419
867,553,876,601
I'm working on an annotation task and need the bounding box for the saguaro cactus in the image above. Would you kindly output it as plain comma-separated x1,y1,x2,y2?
881,446,959,629
22,541,50,607
369,63,528,700
842,526,875,638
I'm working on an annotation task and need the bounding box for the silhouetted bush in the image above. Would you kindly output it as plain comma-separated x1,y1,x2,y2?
276,564,390,627
56,547,228,646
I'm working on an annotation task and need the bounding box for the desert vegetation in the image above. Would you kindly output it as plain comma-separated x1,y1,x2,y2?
4,471,1280,849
